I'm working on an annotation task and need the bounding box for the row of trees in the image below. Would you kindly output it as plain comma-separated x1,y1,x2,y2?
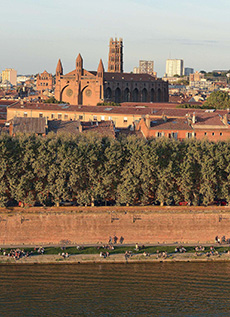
1,133,230,207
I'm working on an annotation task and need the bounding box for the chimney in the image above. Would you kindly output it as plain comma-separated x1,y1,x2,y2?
45,116,48,128
145,114,150,128
223,114,228,126
162,114,167,122
192,113,196,124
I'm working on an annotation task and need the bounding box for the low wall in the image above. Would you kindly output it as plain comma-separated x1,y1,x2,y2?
0,207,230,246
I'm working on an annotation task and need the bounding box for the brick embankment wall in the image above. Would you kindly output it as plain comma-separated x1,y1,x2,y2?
0,206,230,246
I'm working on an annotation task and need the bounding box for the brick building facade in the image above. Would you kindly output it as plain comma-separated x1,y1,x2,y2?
54,54,169,105
36,70,53,92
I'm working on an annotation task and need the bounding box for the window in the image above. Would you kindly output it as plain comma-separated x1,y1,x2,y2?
93,115,97,121
171,132,178,139
212,132,215,136
187,132,193,139
58,113,62,119
39,113,43,118
220,132,223,136
101,115,105,121
123,117,128,123
108,116,112,121
51,113,55,119
79,115,83,120
64,114,68,120
204,132,207,136
156,132,162,138
24,112,27,117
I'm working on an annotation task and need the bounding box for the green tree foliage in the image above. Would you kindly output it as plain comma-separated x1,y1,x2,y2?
96,101,121,107
204,91,230,109
44,97,68,104
1,133,230,207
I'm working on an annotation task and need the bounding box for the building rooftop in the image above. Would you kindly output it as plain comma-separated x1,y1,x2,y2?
7,101,230,119
48,120,115,138
104,72,158,82
149,118,192,131
10,117,46,135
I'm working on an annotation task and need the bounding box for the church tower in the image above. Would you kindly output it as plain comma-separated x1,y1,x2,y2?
97,59,104,78
76,53,83,78
56,59,63,76
55,59,63,101
108,37,123,73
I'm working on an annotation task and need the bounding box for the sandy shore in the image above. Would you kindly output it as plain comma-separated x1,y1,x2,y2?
1,252,230,264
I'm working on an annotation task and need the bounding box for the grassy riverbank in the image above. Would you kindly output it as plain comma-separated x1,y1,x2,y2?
1,245,230,264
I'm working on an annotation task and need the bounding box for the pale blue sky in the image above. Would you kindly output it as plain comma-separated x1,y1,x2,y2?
1,0,230,76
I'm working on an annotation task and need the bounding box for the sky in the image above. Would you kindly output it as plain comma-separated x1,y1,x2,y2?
1,0,230,77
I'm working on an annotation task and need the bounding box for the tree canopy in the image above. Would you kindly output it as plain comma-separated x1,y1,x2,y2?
0,133,230,207
203,91,230,109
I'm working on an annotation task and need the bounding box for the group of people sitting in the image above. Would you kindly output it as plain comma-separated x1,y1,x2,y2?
175,246,187,253
0,247,45,260
100,251,110,258
195,246,205,252
156,250,168,259
1,249,31,260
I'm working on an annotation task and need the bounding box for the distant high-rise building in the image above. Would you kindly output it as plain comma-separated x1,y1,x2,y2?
166,59,184,77
2,68,17,86
189,71,204,83
133,60,156,76
139,60,154,75
133,66,140,74
184,67,194,76
108,37,123,73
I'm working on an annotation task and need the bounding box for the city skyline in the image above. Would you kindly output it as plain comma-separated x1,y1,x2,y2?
1,0,230,77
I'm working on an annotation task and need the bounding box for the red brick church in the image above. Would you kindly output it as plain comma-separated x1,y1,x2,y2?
54,39,168,106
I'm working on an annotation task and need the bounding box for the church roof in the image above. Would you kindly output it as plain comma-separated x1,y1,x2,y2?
104,72,157,82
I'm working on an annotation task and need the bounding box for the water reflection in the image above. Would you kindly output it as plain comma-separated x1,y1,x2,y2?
0,263,230,316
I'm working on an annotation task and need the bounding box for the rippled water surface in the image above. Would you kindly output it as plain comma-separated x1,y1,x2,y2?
1,263,230,316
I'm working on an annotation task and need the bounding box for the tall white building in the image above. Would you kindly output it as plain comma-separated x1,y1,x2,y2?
2,68,17,86
166,59,184,77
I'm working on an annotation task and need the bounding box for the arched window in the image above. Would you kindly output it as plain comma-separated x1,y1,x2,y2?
132,88,139,102
150,89,155,102
105,87,112,100
115,88,121,103
124,88,130,102
164,88,167,102
157,88,162,102
141,88,148,102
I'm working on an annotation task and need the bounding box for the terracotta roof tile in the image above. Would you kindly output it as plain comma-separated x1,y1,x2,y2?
11,117,46,134
149,118,192,131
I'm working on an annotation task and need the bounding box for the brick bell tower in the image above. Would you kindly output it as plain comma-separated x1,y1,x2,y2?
108,37,123,73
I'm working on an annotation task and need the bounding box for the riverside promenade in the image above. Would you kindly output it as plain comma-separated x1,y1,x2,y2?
1,251,230,264
1,243,230,264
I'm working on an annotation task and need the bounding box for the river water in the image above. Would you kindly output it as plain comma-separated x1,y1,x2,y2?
1,263,230,316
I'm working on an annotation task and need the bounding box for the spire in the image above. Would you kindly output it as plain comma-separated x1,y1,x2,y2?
56,59,63,76
76,53,83,76
76,53,83,63
97,59,104,77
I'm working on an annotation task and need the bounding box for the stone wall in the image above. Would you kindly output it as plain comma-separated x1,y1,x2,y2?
0,207,230,246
